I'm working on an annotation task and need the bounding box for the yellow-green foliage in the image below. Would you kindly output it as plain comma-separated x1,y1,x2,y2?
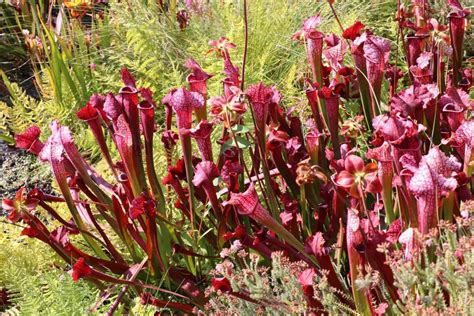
1,4,119,150
0,80,101,158
0,222,100,315
110,0,377,104
0,71,72,133
0,82,52,135
1,0,390,146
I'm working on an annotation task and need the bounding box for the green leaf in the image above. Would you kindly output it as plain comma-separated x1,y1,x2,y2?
222,135,252,151
0,133,15,144
231,124,252,134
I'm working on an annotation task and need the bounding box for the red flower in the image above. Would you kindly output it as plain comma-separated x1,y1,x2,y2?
161,130,179,150
266,129,289,151
208,37,236,50
209,92,246,128
223,225,246,241
221,160,243,191
15,125,44,155
192,161,219,188
76,103,98,121
176,9,189,30
50,225,76,247
335,155,382,197
211,276,232,293
129,193,156,219
2,187,40,223
20,226,40,238
70,258,93,281
208,37,236,59
342,21,365,40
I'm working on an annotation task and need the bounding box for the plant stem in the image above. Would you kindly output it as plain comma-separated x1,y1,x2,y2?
327,1,344,32
240,0,248,90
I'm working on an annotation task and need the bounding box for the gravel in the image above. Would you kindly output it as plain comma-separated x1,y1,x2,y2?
0,141,52,203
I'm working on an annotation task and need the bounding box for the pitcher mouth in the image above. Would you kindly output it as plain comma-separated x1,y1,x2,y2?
119,86,139,94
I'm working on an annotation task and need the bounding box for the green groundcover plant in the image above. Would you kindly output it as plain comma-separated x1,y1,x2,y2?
0,223,100,315
2,0,473,314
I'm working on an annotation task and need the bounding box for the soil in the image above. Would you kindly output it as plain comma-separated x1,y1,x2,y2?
0,141,52,203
